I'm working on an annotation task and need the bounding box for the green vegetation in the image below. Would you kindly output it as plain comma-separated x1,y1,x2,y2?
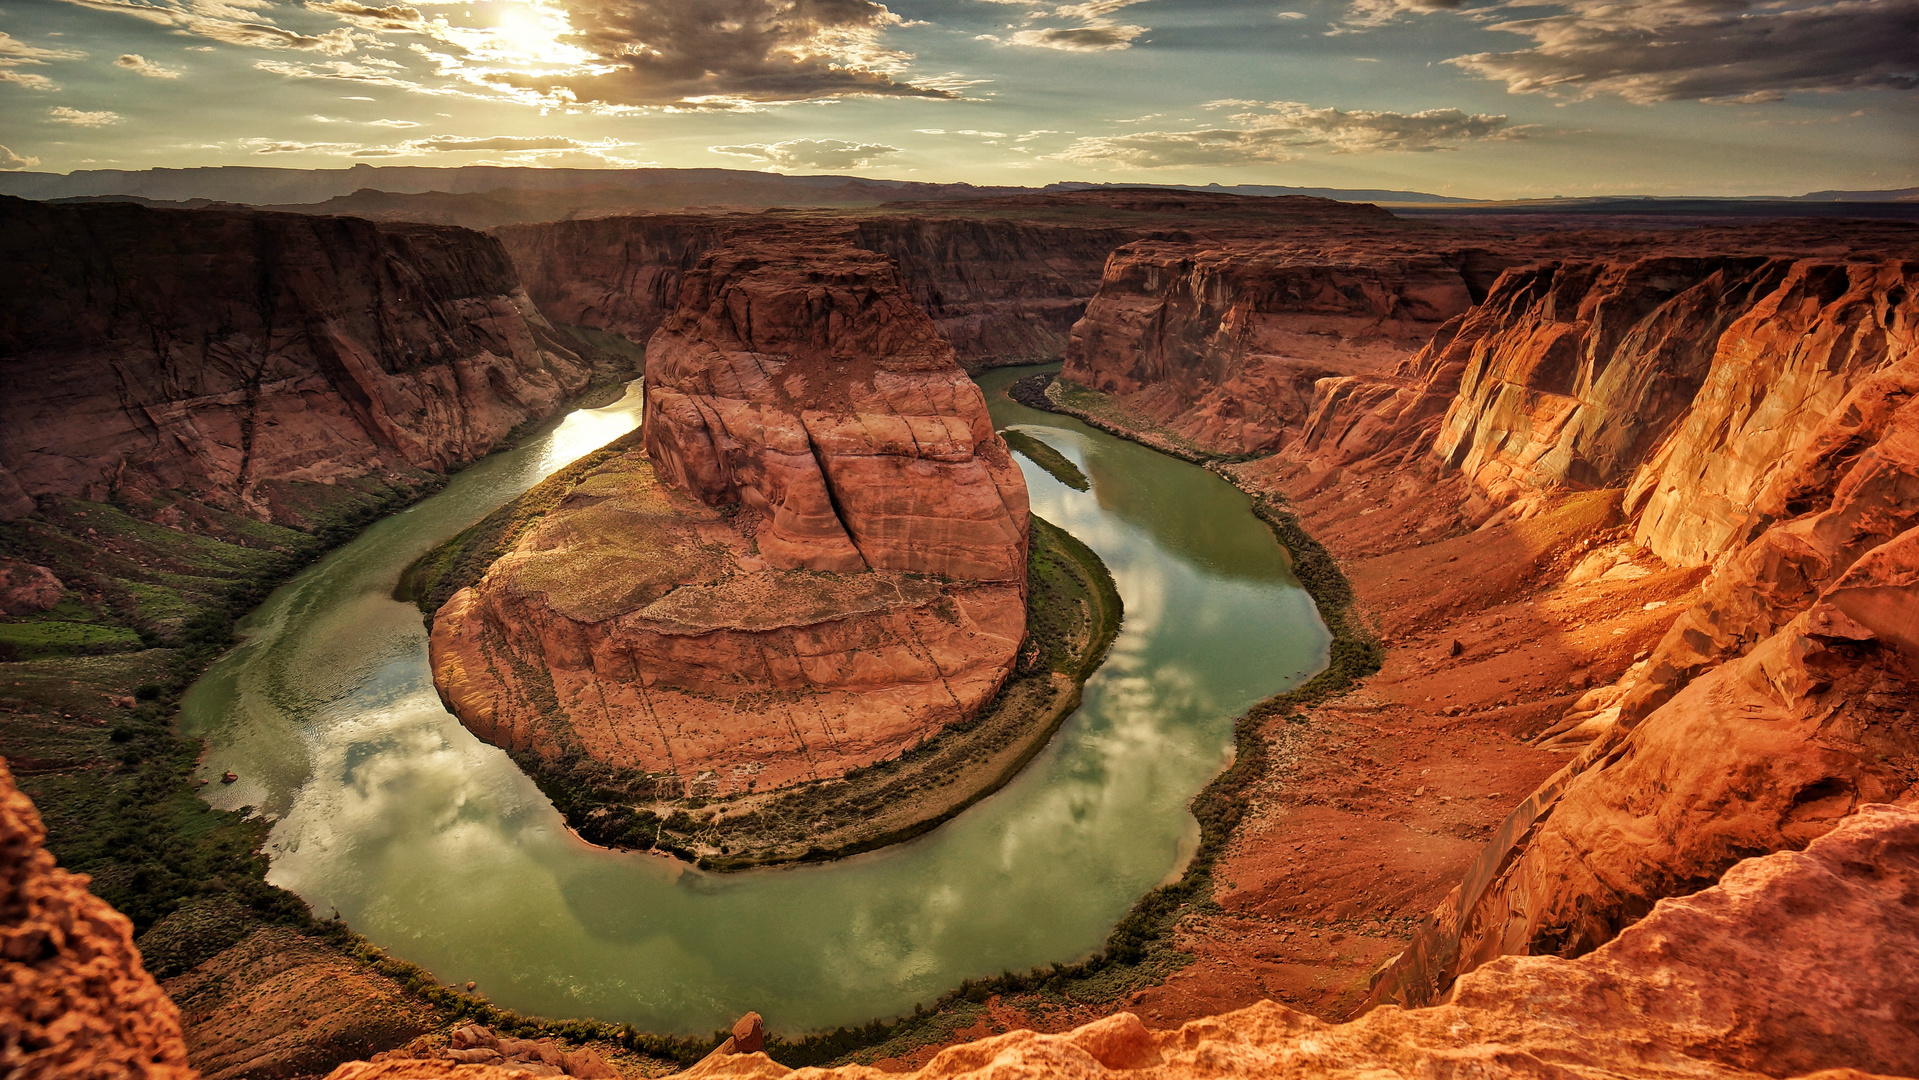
0,479,436,976
1001,429,1090,491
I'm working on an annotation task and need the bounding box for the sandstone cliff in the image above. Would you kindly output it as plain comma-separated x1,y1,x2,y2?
430,243,1030,794
331,804,1919,1080
0,757,195,1079
0,196,597,526
494,191,1407,374
1060,240,1498,455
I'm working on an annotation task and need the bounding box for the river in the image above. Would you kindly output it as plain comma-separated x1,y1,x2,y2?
177,366,1330,1035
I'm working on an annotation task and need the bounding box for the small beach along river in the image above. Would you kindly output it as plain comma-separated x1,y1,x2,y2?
178,367,1330,1035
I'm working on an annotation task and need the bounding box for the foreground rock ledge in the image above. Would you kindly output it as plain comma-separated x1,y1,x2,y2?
430,243,1030,793
328,803,1919,1080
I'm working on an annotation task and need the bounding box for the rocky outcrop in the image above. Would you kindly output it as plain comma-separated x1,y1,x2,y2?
0,758,195,1079
329,804,1919,1080
496,213,1129,371
1060,240,1491,455
1352,250,1919,1009
495,192,1417,375
430,243,1029,794
0,558,62,615
0,196,595,525
851,218,1129,367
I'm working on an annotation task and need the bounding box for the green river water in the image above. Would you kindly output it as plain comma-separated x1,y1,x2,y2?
177,366,1330,1035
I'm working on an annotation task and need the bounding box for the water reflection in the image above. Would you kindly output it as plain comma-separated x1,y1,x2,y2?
176,370,1330,1035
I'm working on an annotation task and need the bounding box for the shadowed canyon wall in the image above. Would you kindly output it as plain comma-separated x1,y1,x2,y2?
492,192,1407,373
430,242,1030,794
0,196,599,527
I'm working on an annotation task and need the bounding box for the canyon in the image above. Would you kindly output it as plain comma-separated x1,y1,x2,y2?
2,189,1917,1080
0,196,619,532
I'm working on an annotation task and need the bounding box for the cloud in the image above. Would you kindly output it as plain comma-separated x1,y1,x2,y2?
410,134,589,151
59,0,358,53
115,52,182,77
1008,24,1145,49
368,117,418,126
992,0,1152,51
1049,100,1520,167
1452,0,1919,103
49,106,125,125
487,0,950,107
0,31,85,90
1340,0,1919,103
0,145,40,170
710,138,903,170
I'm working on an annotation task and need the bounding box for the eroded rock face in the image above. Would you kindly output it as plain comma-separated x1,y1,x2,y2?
1363,251,1919,1010
0,758,194,1079
431,244,1029,794
642,245,1029,579
496,214,1131,371
0,196,594,525
1061,241,1488,455
328,805,1919,1080
0,558,62,615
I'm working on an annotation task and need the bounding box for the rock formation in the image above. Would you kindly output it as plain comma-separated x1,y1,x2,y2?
327,804,1919,1080
1015,220,1919,1025
0,758,195,1079
493,191,1404,373
0,196,597,526
1060,241,1496,455
430,243,1030,793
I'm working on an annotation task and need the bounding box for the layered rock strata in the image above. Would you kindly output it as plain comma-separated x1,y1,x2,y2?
493,191,1404,372
1013,223,1919,1026
431,244,1029,792
0,196,595,525
1060,241,1495,455
330,804,1919,1080
0,758,194,1079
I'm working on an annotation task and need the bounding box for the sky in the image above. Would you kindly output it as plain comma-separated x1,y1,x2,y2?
0,0,1914,198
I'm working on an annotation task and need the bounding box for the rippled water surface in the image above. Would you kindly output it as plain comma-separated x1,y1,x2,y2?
179,368,1330,1034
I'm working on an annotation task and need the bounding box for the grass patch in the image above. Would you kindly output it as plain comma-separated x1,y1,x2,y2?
1001,429,1090,492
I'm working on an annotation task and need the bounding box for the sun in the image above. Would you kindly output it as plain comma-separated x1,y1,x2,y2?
471,0,595,69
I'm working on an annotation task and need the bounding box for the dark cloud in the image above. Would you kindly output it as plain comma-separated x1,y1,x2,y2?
710,137,903,169
1051,100,1519,167
988,0,1150,51
1008,24,1144,50
1453,0,1919,103
304,0,433,33
500,0,951,107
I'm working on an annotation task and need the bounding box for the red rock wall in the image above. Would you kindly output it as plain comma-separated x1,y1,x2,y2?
495,214,1130,371
1058,241,1488,456
642,244,1030,580
1364,254,1919,1009
0,757,195,1079
0,196,594,524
